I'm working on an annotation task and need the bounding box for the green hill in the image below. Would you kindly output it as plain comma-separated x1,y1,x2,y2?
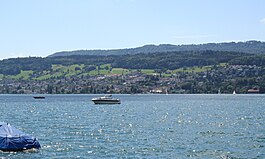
1,50,265,80
1,49,265,94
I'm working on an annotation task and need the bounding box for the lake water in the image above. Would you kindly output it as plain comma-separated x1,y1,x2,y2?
0,94,265,158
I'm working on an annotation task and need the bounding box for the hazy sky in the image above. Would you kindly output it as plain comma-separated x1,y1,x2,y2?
0,0,265,59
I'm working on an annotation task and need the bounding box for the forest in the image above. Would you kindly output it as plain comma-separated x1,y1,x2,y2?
1,50,264,76
49,40,265,57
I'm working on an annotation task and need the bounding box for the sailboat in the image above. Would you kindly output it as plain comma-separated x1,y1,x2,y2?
165,89,169,95
233,90,236,95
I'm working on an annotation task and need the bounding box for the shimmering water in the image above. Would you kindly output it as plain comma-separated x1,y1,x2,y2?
0,94,265,158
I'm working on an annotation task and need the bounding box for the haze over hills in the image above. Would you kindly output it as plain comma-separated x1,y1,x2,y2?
48,40,265,57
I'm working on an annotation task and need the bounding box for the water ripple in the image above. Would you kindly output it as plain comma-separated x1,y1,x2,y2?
0,94,265,158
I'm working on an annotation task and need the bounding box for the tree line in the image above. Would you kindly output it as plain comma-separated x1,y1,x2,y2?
0,50,265,75
49,40,265,57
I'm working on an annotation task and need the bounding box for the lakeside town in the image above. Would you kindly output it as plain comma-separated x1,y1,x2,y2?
0,64,264,94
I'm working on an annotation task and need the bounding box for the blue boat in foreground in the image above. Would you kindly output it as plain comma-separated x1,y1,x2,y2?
0,122,41,151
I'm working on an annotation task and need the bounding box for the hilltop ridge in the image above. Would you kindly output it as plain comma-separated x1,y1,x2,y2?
48,40,265,57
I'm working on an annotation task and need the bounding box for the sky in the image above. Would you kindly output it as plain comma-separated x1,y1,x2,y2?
0,0,265,59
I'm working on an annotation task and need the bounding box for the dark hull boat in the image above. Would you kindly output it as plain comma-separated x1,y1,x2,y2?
92,95,121,104
33,96,45,99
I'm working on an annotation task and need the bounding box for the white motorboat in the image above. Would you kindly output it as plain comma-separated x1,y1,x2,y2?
92,95,121,104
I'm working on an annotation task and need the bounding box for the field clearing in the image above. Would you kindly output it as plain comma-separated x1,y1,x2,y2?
170,63,227,74
111,68,129,75
9,70,33,80
140,69,155,74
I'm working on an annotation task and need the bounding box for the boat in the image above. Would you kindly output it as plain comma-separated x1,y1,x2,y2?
233,90,236,95
92,95,121,104
165,89,169,95
33,96,45,99
0,122,41,151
